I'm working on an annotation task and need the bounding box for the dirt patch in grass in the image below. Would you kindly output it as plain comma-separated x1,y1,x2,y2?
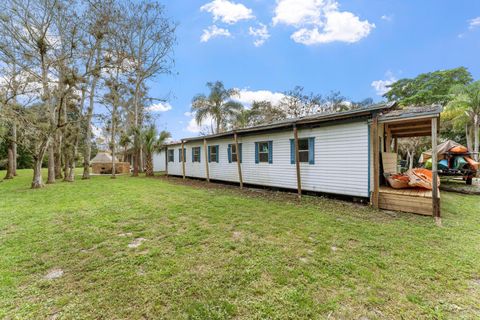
127,238,146,248
43,269,64,280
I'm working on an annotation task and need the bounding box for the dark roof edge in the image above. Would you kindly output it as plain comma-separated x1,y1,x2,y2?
166,101,395,145
378,104,443,123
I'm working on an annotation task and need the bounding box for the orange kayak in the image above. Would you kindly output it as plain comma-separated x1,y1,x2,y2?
386,174,410,189
406,168,440,190
465,157,479,171
450,146,468,153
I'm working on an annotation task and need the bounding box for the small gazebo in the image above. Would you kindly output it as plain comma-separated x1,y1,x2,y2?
90,152,130,174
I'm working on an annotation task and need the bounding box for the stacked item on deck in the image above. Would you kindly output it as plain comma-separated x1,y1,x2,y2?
386,168,439,190
383,152,439,190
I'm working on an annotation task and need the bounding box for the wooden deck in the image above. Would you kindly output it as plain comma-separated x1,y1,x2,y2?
378,186,439,216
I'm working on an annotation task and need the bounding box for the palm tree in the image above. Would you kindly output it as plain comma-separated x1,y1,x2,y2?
191,81,243,134
143,125,171,176
232,109,255,129
449,81,480,160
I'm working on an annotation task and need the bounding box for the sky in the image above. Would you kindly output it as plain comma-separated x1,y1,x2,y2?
145,0,480,140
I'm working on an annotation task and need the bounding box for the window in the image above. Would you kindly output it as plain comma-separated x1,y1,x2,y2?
192,147,201,162
178,148,186,162
208,145,219,163
290,137,315,164
228,143,242,163
255,141,272,164
298,139,309,162
168,150,174,162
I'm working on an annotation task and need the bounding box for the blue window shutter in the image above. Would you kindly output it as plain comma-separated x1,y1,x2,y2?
199,147,201,163
183,149,186,162
308,137,315,164
255,142,259,164
208,146,211,163
227,144,232,163
178,149,181,162
239,143,242,163
216,145,219,162
192,148,194,162
290,139,295,164
268,141,273,164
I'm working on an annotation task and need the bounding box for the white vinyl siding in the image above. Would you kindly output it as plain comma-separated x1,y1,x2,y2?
153,149,166,172
165,120,369,197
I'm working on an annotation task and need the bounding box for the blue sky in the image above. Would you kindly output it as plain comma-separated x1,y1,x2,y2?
147,0,480,140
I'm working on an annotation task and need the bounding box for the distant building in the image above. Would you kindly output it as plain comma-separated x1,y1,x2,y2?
91,152,130,174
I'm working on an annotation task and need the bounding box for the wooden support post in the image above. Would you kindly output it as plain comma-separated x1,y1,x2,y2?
234,133,243,189
372,116,379,208
431,118,441,224
385,124,392,152
181,140,186,180
165,146,168,176
293,125,302,198
393,138,398,153
203,138,210,182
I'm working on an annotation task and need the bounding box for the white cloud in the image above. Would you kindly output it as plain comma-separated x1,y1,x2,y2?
201,25,232,42
185,114,215,134
371,72,397,96
272,0,374,45
146,102,172,112
249,23,270,47
184,111,193,117
235,89,286,106
200,0,254,24
469,17,480,29
273,0,331,26
186,118,202,133
381,14,392,22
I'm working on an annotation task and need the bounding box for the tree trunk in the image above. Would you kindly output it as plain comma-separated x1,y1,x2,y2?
31,141,49,189
111,106,117,179
145,152,153,177
55,99,65,180
4,146,14,180
132,79,141,176
474,115,479,161
47,144,56,184
54,134,63,179
407,151,414,170
466,124,473,152
82,116,93,180
12,123,17,176
82,44,102,180
32,159,44,189
132,143,139,177
4,125,15,180
63,152,69,181
139,147,144,173
67,159,75,182
66,134,78,182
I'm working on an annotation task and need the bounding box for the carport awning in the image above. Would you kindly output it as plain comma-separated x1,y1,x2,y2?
378,105,442,138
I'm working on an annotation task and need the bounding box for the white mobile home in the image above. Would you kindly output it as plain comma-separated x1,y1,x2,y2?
153,103,443,217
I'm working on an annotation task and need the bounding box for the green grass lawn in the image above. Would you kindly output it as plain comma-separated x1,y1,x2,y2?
1,170,479,319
